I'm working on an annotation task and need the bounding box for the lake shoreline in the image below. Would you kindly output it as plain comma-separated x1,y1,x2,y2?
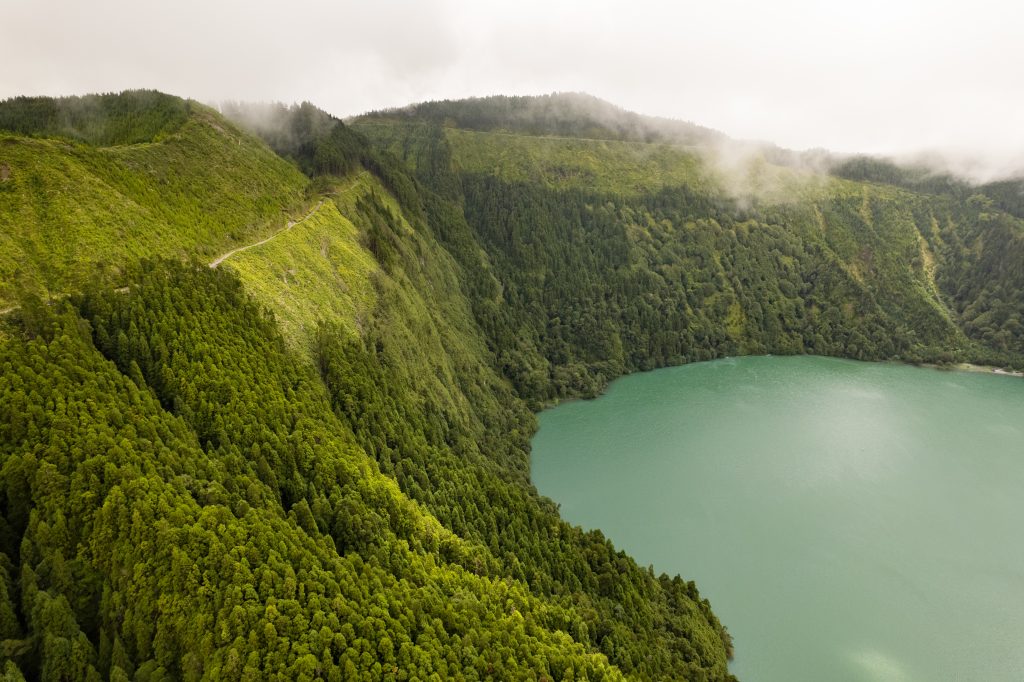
915,360,1024,378
536,354,1024,412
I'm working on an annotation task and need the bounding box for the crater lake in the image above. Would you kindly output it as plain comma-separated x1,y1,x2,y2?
532,355,1024,681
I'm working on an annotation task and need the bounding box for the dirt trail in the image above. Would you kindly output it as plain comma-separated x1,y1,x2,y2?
1,173,366,315
210,199,326,268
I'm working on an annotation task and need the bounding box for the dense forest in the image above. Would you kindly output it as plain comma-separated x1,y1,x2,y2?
359,93,723,147
0,91,191,146
1,90,1022,680
353,106,1024,403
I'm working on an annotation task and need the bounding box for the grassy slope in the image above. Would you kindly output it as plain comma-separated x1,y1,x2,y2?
360,121,713,196
0,98,521,492
222,168,499,436
0,105,308,307
225,167,531,467
223,175,380,347
446,128,710,195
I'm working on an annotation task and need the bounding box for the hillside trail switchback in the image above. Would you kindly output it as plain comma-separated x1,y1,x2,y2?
0,196,331,316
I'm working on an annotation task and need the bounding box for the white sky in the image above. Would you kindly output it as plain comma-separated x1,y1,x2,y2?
4,0,1024,174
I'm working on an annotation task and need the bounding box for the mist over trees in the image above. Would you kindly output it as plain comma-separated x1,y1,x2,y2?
0,90,190,145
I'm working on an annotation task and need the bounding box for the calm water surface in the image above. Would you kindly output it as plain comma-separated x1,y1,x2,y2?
531,356,1024,681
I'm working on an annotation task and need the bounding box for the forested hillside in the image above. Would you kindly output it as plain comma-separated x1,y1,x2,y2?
359,93,723,147
354,98,1023,403
0,92,734,680
0,93,308,308
0,90,1022,681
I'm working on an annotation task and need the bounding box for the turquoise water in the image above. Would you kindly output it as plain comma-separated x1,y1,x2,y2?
531,356,1024,681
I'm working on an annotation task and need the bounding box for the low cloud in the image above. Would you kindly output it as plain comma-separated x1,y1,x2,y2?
3,0,1023,180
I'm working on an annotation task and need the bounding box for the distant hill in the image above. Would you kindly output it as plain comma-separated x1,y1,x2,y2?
355,95,1024,374
362,93,1024,217
359,91,726,146
0,90,191,146
831,154,1024,219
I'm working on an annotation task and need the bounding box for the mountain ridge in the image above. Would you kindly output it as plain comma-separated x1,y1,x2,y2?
0,90,737,681
357,92,1024,208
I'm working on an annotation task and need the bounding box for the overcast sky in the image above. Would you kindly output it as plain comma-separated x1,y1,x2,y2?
4,0,1023,176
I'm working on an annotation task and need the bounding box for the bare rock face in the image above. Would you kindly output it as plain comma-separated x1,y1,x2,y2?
0,163,9,182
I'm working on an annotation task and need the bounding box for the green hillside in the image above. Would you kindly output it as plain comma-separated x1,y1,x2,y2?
360,93,723,146
0,93,736,681
0,96,308,308
0,90,1022,681
354,100,1022,404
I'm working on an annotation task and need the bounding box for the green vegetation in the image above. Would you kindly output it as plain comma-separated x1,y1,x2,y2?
1,93,737,681
1,90,1023,680
355,108,1021,407
219,188,380,347
215,114,735,676
361,93,721,146
829,158,1024,356
0,90,191,146
0,93,308,308
446,128,711,195
937,196,1024,356
1,263,637,680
